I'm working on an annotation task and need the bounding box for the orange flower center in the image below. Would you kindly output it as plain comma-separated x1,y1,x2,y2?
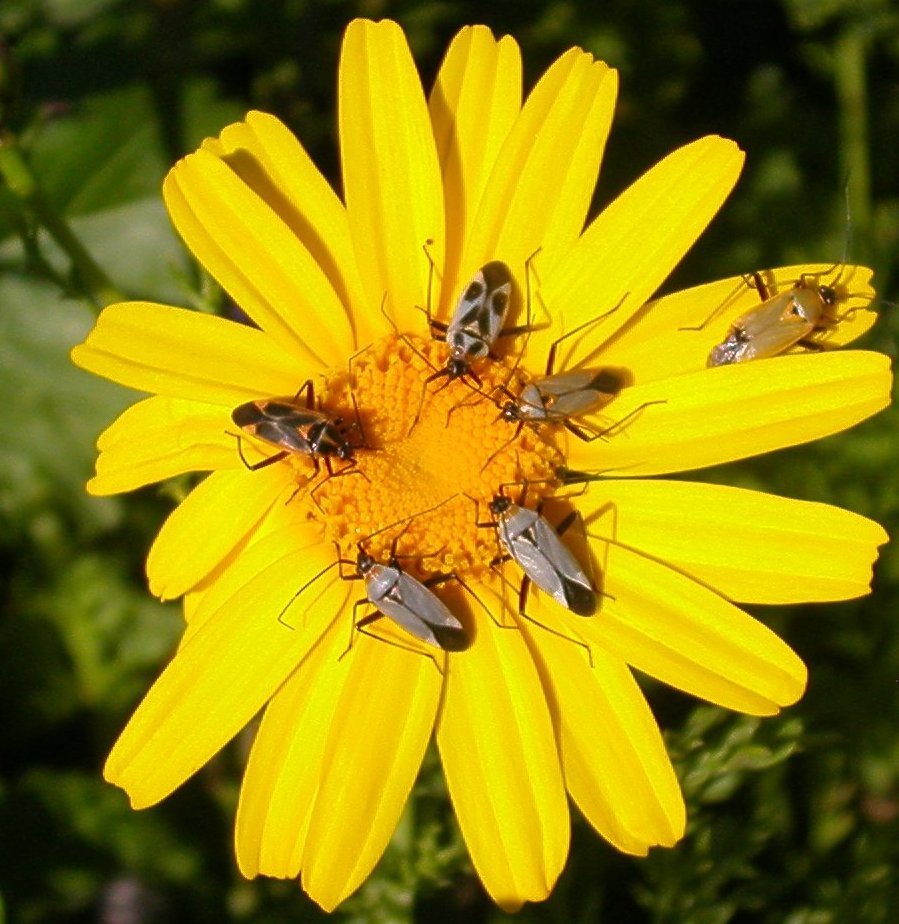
301,333,563,578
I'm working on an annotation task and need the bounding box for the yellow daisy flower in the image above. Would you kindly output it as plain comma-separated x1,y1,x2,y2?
71,18,890,912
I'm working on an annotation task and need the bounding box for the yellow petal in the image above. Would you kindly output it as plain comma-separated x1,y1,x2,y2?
581,479,888,603
524,617,684,851
429,26,522,299
71,302,309,403
87,397,237,495
302,635,442,911
164,150,353,365
146,467,288,600
104,536,341,808
204,111,374,345
606,264,877,383
182,518,324,643
532,136,744,366
577,542,807,714
566,350,892,475
339,19,445,334
448,50,616,316
436,613,568,906
235,617,357,879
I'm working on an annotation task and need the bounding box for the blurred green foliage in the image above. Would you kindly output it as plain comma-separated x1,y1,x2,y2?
1,0,897,921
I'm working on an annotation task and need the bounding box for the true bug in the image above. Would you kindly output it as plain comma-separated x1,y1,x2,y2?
281,505,468,653
349,546,468,652
480,484,597,618
707,270,845,366
495,307,631,443
231,379,360,478
426,260,516,390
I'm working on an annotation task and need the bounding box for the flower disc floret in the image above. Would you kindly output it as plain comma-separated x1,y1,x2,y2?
310,333,562,578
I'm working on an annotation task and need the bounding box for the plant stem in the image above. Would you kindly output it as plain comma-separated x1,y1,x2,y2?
0,133,125,309
833,26,871,264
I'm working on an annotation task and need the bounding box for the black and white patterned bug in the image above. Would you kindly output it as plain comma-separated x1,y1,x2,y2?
426,261,515,390
707,270,845,366
231,379,360,478
480,484,597,618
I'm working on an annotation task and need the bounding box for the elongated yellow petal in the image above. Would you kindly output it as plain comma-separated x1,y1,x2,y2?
71,303,309,404
566,350,892,475
146,467,287,600
164,150,352,365
580,479,888,603
204,112,375,345
605,264,877,382
339,19,445,334
524,618,684,851
235,616,355,879
302,636,442,911
437,614,568,907
448,50,616,317
105,537,341,808
576,542,807,714
181,514,325,643
430,26,522,299
532,136,744,367
87,397,238,494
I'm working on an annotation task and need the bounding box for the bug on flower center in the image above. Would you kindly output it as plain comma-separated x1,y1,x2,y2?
303,333,564,583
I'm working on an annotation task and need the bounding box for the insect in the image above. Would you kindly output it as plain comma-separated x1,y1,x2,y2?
281,505,468,653
495,307,631,442
231,379,360,478
707,270,844,366
426,260,516,390
480,484,597,618
349,546,468,652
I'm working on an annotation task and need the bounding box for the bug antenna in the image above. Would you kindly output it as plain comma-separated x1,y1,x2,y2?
554,291,629,372
363,493,461,550
422,238,443,328
277,553,345,628
840,172,853,267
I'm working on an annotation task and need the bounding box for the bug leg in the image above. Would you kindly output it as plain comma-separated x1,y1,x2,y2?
228,432,289,471
480,422,525,474
340,597,375,659
680,275,764,333
291,379,316,409
511,572,593,666
566,399,666,443
352,608,444,670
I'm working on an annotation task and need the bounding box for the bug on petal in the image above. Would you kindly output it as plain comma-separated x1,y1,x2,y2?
282,504,468,654
496,306,632,442
707,269,847,366
350,547,468,652
231,379,361,478
481,483,597,618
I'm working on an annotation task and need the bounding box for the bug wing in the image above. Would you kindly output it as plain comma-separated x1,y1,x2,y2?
448,262,513,353
709,292,814,366
375,573,467,652
533,369,626,419
503,513,596,616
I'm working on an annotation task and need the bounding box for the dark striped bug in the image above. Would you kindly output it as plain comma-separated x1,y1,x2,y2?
231,379,361,479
